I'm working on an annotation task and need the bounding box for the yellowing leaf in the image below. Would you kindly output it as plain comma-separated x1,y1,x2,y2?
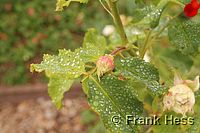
48,74,74,109
56,0,89,11
30,49,85,79
30,49,85,108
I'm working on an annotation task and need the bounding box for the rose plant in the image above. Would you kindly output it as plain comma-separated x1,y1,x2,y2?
30,0,200,132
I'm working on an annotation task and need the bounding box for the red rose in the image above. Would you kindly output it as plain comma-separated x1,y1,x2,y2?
184,0,199,17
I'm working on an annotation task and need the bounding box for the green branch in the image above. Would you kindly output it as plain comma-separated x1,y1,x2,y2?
140,31,152,58
107,0,128,45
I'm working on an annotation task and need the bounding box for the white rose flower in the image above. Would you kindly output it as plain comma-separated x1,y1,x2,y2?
163,75,199,116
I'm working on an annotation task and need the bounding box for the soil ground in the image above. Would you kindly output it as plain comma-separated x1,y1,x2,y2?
0,83,90,133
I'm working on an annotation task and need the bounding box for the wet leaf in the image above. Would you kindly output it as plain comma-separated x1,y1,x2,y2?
168,15,200,55
116,57,166,96
138,5,164,28
30,49,85,108
79,29,107,62
134,0,169,28
78,44,104,62
85,75,143,133
30,49,85,79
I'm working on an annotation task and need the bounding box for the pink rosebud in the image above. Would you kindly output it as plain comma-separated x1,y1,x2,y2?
96,55,115,80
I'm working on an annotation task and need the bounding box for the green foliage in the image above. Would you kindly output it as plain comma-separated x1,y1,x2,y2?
30,49,85,108
81,109,106,133
85,75,143,132
30,50,85,78
189,91,200,132
48,75,74,108
168,15,200,55
0,0,110,85
0,0,82,85
153,112,182,133
81,28,107,62
116,57,166,96
81,109,97,125
88,120,107,133
30,29,107,108
30,0,200,132
152,44,194,86
132,0,167,28
187,115,200,133
153,46,193,73
179,0,190,4
83,28,106,51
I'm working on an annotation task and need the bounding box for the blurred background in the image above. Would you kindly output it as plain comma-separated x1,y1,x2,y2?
0,0,133,133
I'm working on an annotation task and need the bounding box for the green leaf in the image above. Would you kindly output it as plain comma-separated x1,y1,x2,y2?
116,57,166,96
131,5,155,23
30,49,85,79
153,112,181,133
135,0,160,6
133,0,161,23
179,0,190,4
152,96,159,113
79,28,107,62
151,56,174,87
56,0,89,11
30,49,85,108
88,120,107,133
152,44,193,85
188,91,200,132
79,43,104,62
30,42,107,108
128,79,148,102
82,77,89,95
85,75,143,133
83,28,106,52
134,0,169,28
48,74,74,109
194,91,200,114
80,109,97,125
168,15,200,55
187,115,200,133
137,6,164,28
